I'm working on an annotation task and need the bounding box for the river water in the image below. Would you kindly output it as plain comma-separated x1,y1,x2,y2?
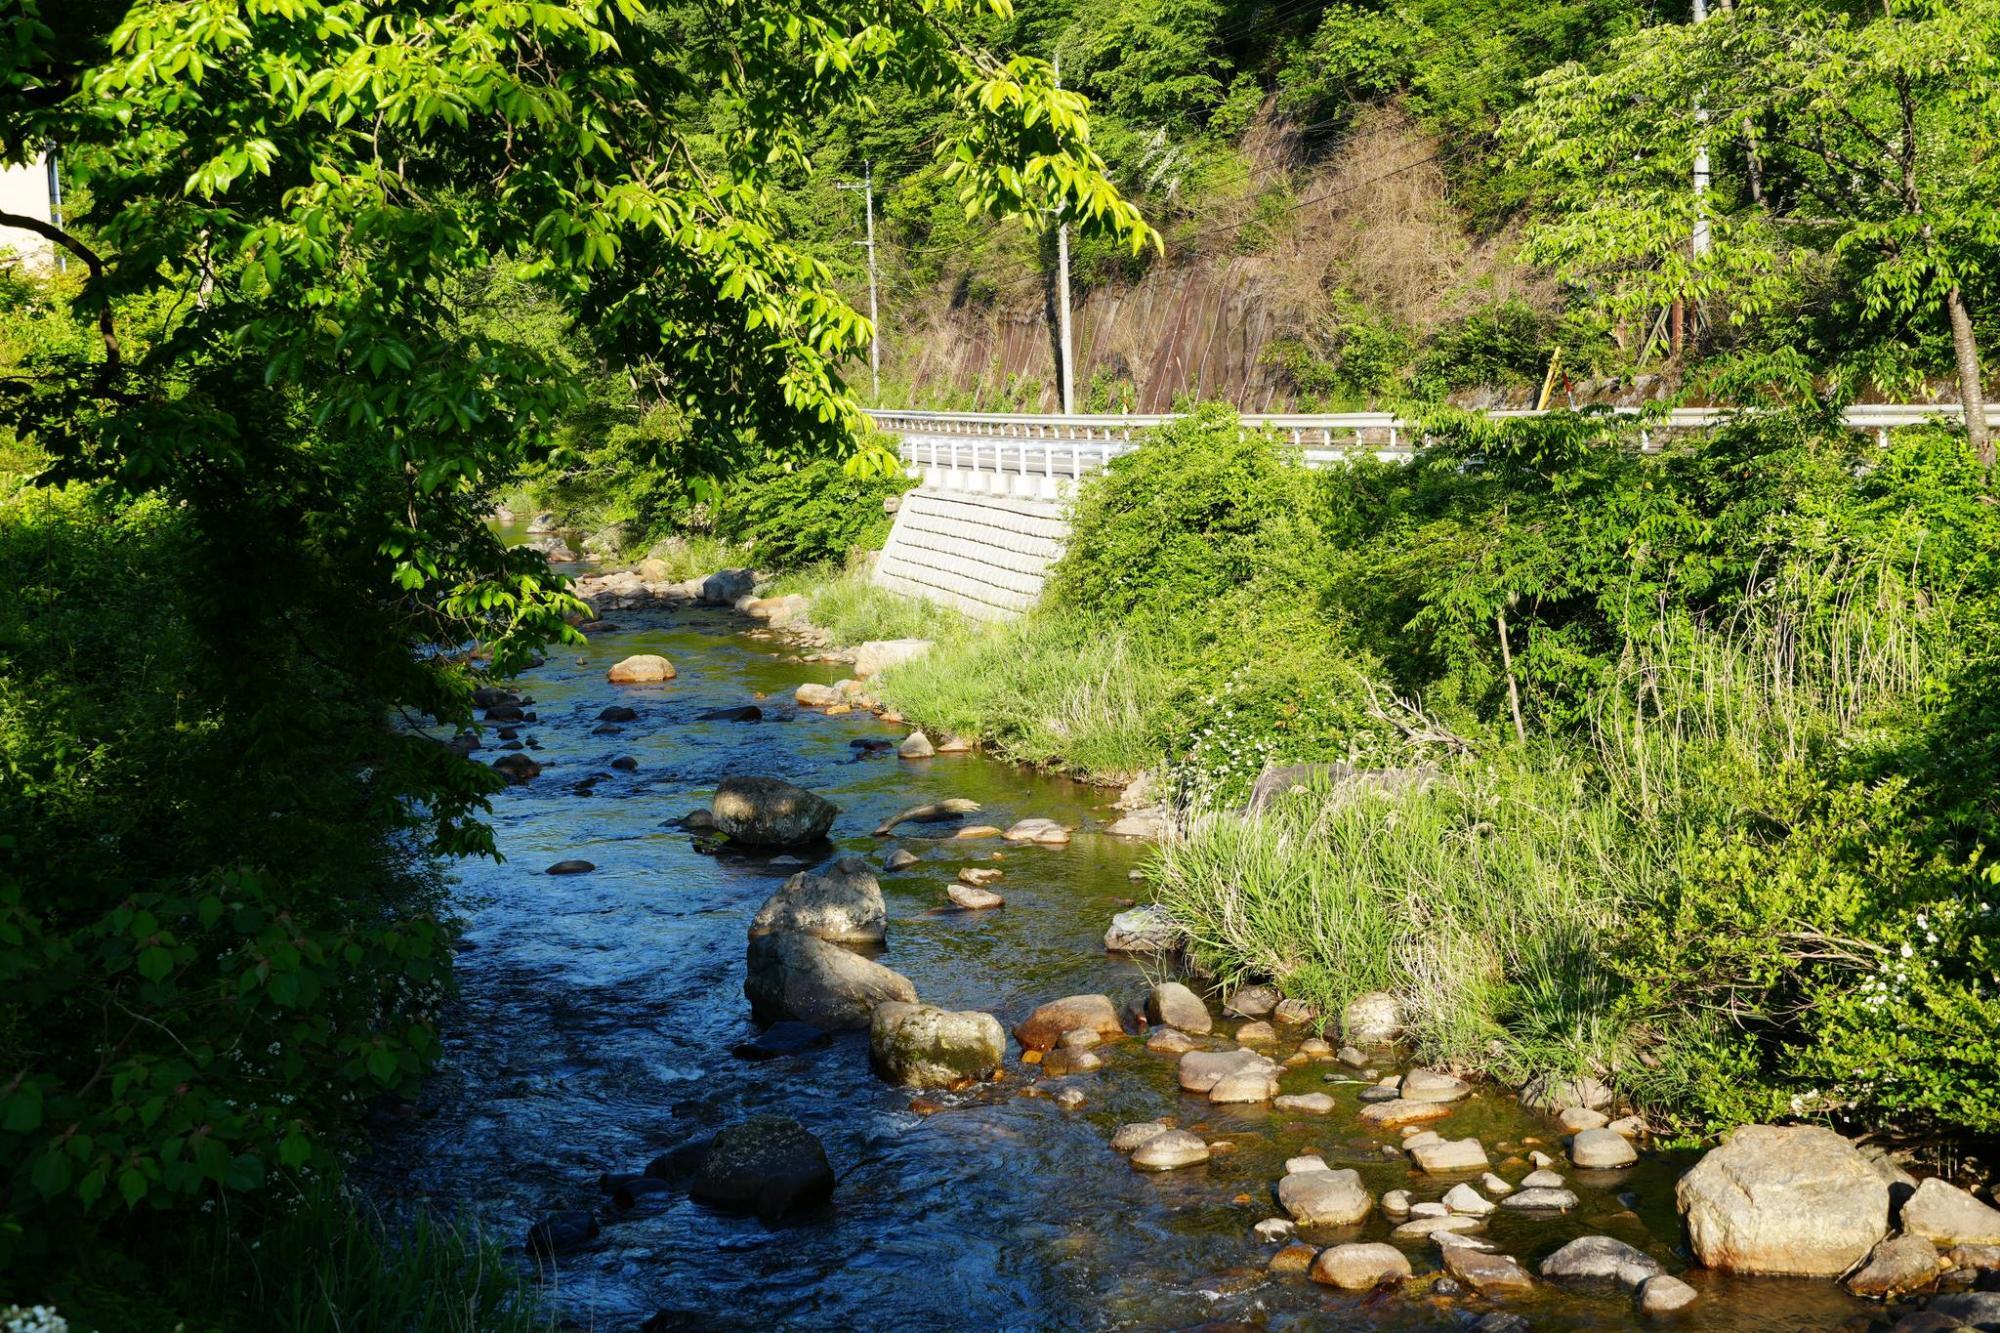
371,599,1876,1331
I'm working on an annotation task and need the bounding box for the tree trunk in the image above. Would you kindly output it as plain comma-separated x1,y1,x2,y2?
1946,285,1993,468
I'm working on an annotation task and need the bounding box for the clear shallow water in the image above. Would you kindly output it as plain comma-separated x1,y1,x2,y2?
368,604,1879,1332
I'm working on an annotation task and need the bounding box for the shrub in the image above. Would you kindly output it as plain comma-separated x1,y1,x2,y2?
723,455,911,570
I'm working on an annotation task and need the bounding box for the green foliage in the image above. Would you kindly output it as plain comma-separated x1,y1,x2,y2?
764,558,966,645
723,455,912,570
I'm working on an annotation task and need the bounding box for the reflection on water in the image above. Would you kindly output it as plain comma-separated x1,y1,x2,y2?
368,605,1875,1331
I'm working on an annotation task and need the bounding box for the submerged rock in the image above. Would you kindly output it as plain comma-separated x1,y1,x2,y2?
884,848,921,871
527,1210,599,1257
1637,1273,1699,1315
711,776,838,847
1111,1122,1170,1152
869,1001,1005,1088
1676,1124,1888,1276
730,1020,835,1062
545,859,596,875
744,931,916,1028
947,884,1004,910
491,753,541,784
1443,1244,1535,1295
1104,904,1177,954
690,1115,834,1218
1539,1235,1663,1288
749,856,887,944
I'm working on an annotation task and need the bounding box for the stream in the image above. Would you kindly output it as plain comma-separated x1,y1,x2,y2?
370,595,1879,1332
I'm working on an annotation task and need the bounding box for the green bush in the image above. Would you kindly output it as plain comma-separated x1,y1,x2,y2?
723,455,912,570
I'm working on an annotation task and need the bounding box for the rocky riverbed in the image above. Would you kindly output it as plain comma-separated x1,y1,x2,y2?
367,555,2000,1332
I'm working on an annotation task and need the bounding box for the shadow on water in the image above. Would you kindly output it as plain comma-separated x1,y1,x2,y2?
366,605,1877,1332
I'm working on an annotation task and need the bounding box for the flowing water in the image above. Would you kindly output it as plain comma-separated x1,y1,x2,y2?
371,598,1878,1332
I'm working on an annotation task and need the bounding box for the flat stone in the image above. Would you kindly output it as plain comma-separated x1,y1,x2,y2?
1338,1045,1368,1068
946,884,1004,910
1442,1244,1535,1295
1286,1155,1330,1175
1177,1047,1277,1093
1637,1273,1699,1314
794,683,839,707
1905,1178,2000,1246
952,825,1003,839
546,859,596,875
1357,1084,1400,1104
1274,1093,1336,1115
1402,1130,1443,1149
957,866,1004,887
1111,1122,1170,1152
1521,1168,1566,1188
1539,1235,1664,1289
1234,1020,1278,1045
1443,1183,1496,1216
1675,1124,1889,1276
1572,1126,1639,1168
1392,1214,1484,1240
1209,1067,1280,1103
1400,1068,1471,1103
1410,1137,1489,1174
1278,1168,1372,1226
1846,1234,1944,1299
1360,1098,1455,1129
1015,995,1123,1051
1002,817,1070,844
1253,1217,1295,1242
1297,1037,1334,1059
1131,1129,1211,1171
1311,1242,1412,1290
1146,1028,1201,1055
1560,1106,1612,1132
1501,1187,1580,1213
1409,1202,1449,1219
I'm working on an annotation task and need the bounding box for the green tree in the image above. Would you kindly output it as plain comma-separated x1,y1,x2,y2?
1508,0,2000,462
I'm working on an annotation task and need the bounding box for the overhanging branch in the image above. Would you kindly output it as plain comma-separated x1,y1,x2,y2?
0,209,121,391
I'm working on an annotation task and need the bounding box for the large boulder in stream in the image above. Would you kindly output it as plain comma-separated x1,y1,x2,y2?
688,1115,835,1219
749,856,886,945
744,931,917,1028
699,568,756,605
711,776,838,847
1676,1124,1889,1276
869,1002,1006,1088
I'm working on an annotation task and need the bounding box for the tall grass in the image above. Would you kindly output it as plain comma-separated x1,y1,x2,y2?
763,559,966,644
879,613,1175,780
1153,756,1660,1076
636,533,754,581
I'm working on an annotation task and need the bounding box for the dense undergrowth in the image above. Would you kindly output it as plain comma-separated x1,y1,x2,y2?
828,404,2000,1142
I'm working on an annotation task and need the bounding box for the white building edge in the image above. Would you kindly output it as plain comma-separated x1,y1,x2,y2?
0,153,61,269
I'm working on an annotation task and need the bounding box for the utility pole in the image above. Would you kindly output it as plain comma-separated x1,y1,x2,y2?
44,146,64,275
1692,0,1712,261
836,162,881,399
1053,56,1077,415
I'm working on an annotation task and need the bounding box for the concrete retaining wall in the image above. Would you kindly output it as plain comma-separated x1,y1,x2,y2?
873,488,1070,621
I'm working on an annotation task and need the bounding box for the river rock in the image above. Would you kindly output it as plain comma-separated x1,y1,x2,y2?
1411,1138,1490,1174
1267,1241,1317,1273
597,705,639,723
699,569,755,605
874,798,981,835
958,867,1004,887
1502,1187,1580,1213
742,593,808,627
1210,1065,1281,1103
1481,1171,1514,1196
1341,991,1402,1044
952,825,1003,839
1520,1072,1613,1113
545,859,595,875
712,776,838,847
1443,1244,1535,1295
701,704,764,722
690,1115,834,1218
1675,1124,1889,1276
1003,817,1070,845
1393,1214,1484,1240
1234,1020,1277,1045
1177,1047,1277,1092
1926,1293,2000,1327
1287,1155,1330,1175
1146,1027,1201,1054
1145,982,1212,1034
1570,1126,1638,1169
1360,1098,1455,1130
1539,1235,1663,1288
1560,1106,1611,1133
1278,1167,1372,1226
1254,1217,1295,1242
1274,1093,1336,1115
1224,984,1280,1018
853,638,933,678
1846,1235,1944,1299
1105,809,1170,838
491,753,541,783
1311,1242,1411,1290
526,1210,598,1256
947,884,1004,910
607,654,675,684
1015,995,1123,1051
1130,1129,1211,1171
1401,1068,1471,1103
898,731,935,760
1105,904,1177,954
1112,1122,1170,1152
869,1001,1005,1088
749,856,886,944
744,931,917,1028
795,683,840,708
1443,1183,1496,1216
1905,1179,2000,1246
1637,1273,1699,1315
730,1020,834,1061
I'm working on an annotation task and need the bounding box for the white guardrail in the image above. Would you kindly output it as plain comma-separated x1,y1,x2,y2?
869,404,1970,484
